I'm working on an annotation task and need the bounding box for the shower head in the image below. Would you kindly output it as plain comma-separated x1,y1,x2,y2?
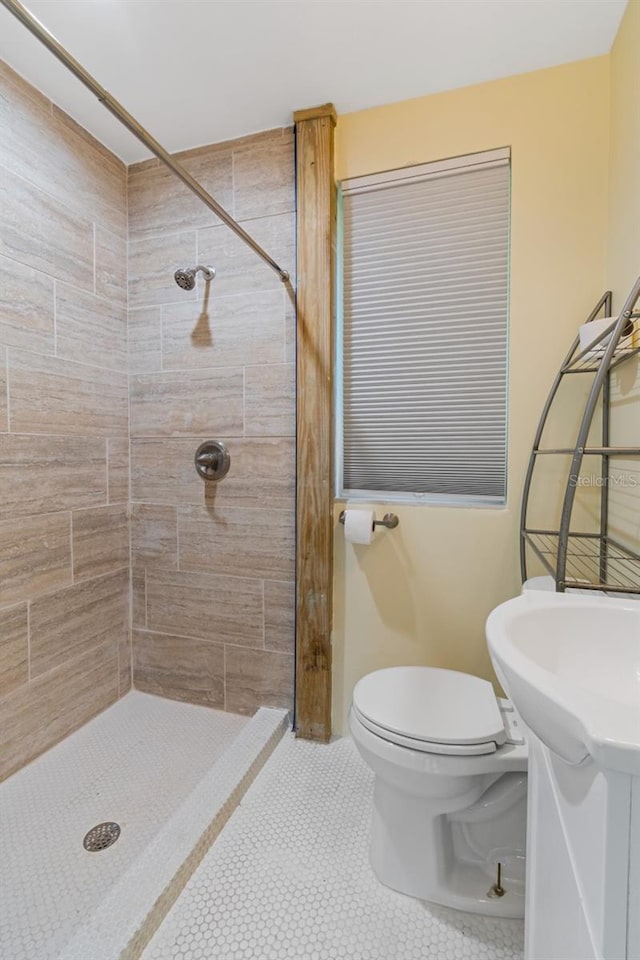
174,264,215,291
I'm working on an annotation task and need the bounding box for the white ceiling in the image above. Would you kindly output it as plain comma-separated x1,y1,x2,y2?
0,0,627,164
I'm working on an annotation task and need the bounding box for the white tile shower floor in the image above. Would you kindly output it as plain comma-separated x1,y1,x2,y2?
142,735,525,960
0,691,248,960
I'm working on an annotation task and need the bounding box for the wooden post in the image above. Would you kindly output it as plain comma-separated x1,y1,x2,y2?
293,103,337,741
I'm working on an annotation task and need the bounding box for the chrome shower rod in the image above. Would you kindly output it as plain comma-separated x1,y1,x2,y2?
1,0,290,283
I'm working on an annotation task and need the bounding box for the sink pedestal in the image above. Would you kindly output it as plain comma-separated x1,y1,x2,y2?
525,730,640,960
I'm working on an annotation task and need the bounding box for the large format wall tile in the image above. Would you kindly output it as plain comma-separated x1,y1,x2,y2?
145,568,263,646
131,566,147,629
225,646,294,714
95,225,127,305
8,350,128,437
0,255,54,354
245,363,296,436
0,65,129,777
0,346,7,433
161,289,285,369
118,630,132,696
128,307,162,373
0,434,107,520
72,505,129,581
55,283,127,371
0,603,29,698
29,569,128,678
51,104,127,239
264,580,296,655
0,167,94,290
178,505,295,581
132,629,225,707
131,436,294,508
197,212,295,298
233,130,295,221
0,638,119,782
0,63,126,240
129,368,243,437
0,512,72,605
128,231,197,308
107,438,129,504
127,125,297,718
127,145,233,241
130,503,178,570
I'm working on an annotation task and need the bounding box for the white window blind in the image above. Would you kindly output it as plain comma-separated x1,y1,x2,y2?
338,148,510,505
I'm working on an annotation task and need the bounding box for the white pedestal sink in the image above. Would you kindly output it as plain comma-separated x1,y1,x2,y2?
486,592,640,960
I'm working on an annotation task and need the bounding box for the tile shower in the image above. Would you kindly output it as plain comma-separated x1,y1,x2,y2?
0,61,129,781
0,59,296,782
127,132,296,714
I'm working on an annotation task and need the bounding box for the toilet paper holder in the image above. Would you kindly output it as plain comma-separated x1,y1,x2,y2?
338,511,399,530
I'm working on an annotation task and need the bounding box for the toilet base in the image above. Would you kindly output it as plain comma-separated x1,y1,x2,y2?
370,776,526,918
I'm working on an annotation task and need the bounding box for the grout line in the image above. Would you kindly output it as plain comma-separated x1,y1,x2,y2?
125,154,134,698
223,642,227,711
69,509,75,582
92,222,97,295
132,625,226,648
242,366,246,437
144,567,148,628
4,348,10,432
26,600,31,682
52,279,57,356
282,285,288,361
175,503,180,572
52,272,127,307
160,303,165,372
105,439,110,503
2,345,129,378
261,579,266,649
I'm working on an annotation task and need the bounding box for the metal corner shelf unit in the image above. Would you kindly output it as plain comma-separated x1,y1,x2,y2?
520,275,640,595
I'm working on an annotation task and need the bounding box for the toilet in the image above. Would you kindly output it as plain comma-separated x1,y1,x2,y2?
350,665,528,918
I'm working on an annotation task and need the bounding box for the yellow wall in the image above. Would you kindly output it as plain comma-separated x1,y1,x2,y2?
332,57,611,733
607,0,640,302
606,1,640,554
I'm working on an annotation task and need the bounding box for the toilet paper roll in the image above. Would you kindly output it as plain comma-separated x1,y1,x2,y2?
343,509,375,545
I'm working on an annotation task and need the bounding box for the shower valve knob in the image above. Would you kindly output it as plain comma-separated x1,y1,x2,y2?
194,441,231,481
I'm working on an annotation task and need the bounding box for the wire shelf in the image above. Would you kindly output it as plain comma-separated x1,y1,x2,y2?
562,313,640,374
523,530,640,594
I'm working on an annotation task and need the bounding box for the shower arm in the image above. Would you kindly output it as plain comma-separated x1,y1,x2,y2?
1,0,290,284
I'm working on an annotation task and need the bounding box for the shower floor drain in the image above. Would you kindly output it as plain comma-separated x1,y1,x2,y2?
83,822,121,852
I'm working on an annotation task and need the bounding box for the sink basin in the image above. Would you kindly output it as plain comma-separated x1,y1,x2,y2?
486,592,640,774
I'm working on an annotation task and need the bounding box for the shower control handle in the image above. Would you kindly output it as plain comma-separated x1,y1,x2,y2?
194,441,231,481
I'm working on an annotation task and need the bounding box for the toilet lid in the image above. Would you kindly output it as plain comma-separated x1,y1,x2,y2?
352,667,506,748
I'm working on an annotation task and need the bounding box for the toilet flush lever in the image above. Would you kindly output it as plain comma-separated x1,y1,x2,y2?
487,862,506,899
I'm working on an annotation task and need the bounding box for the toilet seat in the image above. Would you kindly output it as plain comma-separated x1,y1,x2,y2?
352,666,507,757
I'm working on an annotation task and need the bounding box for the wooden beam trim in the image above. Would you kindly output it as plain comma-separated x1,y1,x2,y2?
294,103,336,742
293,103,337,126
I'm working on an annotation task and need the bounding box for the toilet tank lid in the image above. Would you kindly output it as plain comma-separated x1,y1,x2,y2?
352,667,506,747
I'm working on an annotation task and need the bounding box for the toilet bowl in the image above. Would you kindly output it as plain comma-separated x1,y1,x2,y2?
350,665,528,918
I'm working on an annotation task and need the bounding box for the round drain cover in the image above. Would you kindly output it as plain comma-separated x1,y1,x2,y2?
83,821,121,852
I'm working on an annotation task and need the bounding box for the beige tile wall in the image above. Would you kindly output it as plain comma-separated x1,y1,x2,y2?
0,62,296,778
0,63,129,780
128,128,295,714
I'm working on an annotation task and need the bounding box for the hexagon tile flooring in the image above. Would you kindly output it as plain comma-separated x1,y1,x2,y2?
0,691,249,960
142,735,525,960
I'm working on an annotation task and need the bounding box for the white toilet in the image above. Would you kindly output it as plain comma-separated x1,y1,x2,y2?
350,665,528,917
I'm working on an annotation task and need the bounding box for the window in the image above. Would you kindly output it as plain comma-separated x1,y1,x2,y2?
337,148,510,506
